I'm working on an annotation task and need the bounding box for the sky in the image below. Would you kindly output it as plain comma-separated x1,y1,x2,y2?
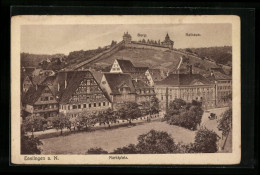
21,24,232,55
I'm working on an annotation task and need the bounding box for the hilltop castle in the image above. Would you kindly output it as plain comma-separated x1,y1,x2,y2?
122,32,174,50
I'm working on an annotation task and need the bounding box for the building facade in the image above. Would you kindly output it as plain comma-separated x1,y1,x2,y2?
58,71,111,117
110,59,149,84
100,73,136,110
206,69,232,107
154,73,216,110
22,85,59,118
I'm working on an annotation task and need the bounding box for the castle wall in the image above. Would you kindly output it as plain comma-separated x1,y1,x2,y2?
125,42,170,51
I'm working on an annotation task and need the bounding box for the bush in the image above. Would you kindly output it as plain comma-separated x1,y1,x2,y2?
112,144,139,154
86,147,108,154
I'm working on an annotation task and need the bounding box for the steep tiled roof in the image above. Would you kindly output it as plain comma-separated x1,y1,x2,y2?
58,70,110,104
155,73,213,86
91,70,103,84
148,69,163,81
22,85,48,105
116,59,135,73
59,71,87,103
103,73,136,94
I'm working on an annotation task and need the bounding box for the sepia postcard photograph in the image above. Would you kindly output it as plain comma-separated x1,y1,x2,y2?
11,15,241,165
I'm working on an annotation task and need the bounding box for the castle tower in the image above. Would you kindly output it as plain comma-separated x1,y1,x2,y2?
123,31,132,44
161,33,174,50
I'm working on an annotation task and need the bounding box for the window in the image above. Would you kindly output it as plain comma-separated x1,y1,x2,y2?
83,104,87,108
73,105,77,109
103,102,106,106
50,97,54,100
161,96,163,100
99,103,101,107
78,105,81,109
89,104,91,108
68,106,70,110
94,103,96,107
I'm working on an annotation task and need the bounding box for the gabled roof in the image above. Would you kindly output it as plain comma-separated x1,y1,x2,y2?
58,70,110,104
147,69,163,81
155,73,213,86
91,70,103,84
22,85,50,105
103,73,136,95
59,71,87,103
116,59,136,73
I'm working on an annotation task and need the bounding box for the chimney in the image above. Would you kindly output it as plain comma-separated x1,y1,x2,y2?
135,78,138,82
35,84,38,91
189,65,192,75
58,83,60,91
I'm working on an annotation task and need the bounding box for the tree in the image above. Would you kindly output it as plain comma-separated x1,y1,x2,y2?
21,135,43,154
217,108,232,137
51,113,70,135
167,99,186,116
118,102,142,124
98,108,116,128
150,96,160,114
77,112,98,131
136,130,177,153
22,114,46,136
86,147,108,154
193,127,219,153
166,100,203,130
112,144,139,154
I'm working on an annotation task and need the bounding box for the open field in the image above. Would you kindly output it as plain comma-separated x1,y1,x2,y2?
40,121,195,154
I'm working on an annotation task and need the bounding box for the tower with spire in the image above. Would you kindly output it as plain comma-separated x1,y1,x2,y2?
161,33,174,49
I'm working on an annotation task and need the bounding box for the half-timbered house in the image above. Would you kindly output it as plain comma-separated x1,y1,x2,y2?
58,70,111,117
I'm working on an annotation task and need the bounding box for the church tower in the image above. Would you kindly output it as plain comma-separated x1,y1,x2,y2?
161,33,174,50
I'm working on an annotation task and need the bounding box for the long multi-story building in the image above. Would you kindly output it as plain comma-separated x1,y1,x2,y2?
154,67,216,110
22,70,111,118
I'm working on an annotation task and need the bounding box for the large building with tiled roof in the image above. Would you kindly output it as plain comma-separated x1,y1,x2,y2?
22,70,111,118
154,67,216,110
110,59,149,84
100,73,136,110
100,73,155,110
22,85,59,118
54,70,111,117
206,68,232,107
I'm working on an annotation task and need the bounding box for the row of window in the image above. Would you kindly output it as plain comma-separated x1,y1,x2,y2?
112,68,120,71
156,87,214,93
34,104,57,110
60,102,108,110
40,96,54,101
218,86,232,90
